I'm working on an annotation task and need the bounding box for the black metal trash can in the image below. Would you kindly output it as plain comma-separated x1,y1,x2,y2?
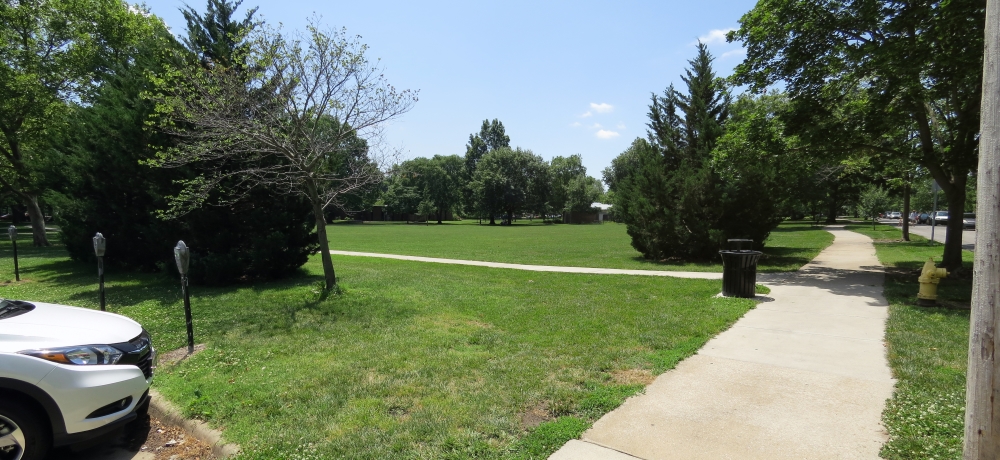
719,239,762,298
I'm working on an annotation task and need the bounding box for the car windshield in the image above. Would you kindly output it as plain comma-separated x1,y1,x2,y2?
938,211,948,217
0,299,35,320
965,213,976,218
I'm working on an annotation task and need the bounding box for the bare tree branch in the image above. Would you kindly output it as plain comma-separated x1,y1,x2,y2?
149,20,416,288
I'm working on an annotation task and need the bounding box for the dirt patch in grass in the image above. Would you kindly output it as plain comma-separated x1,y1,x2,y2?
520,403,553,429
158,344,207,368
611,368,655,386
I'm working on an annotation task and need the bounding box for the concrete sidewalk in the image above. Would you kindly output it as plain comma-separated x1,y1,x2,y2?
551,226,895,459
329,250,724,279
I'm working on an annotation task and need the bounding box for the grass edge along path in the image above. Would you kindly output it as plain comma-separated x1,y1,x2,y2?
1,231,759,459
325,220,834,274
846,223,971,460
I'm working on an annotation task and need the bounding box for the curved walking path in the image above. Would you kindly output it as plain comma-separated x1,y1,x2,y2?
551,226,895,459
329,250,724,279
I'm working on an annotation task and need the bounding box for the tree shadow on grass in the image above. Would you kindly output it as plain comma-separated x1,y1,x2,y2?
626,256,718,271
757,246,815,271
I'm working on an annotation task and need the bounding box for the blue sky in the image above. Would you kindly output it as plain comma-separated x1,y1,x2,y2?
140,0,758,181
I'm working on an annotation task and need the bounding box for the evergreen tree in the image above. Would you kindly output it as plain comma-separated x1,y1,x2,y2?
180,0,259,68
677,43,730,161
49,2,317,285
610,43,780,260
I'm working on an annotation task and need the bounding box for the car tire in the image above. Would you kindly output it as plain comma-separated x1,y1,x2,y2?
0,399,50,460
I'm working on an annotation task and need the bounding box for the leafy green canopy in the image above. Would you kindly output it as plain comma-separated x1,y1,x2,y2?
730,0,985,270
470,147,550,225
858,185,892,229
383,155,464,223
463,119,511,217
47,1,317,285
607,44,783,260
549,154,604,216
0,0,160,245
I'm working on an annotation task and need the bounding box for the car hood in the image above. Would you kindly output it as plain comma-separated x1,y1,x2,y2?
0,301,142,353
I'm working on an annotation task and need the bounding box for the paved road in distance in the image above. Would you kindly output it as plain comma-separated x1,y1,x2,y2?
880,219,976,251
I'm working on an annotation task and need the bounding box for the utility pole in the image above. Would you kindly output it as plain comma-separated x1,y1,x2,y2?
964,0,1000,456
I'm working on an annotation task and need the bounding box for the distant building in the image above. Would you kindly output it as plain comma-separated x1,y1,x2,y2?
592,202,612,223
564,203,612,224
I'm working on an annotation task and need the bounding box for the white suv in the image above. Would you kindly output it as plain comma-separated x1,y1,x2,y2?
0,299,155,460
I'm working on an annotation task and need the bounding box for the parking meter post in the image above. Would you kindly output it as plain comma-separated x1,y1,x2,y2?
97,257,105,311
93,233,107,311
8,225,19,282
174,241,194,354
182,275,194,354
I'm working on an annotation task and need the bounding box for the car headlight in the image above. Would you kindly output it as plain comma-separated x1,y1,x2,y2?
19,345,123,365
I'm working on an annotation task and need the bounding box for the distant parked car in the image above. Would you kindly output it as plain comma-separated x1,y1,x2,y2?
932,211,949,224
963,213,976,230
888,211,901,219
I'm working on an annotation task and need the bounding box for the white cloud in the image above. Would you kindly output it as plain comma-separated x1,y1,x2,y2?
570,121,581,127
596,130,620,139
721,48,747,59
590,102,614,113
696,28,735,45
616,122,626,130
580,111,593,118
589,123,603,130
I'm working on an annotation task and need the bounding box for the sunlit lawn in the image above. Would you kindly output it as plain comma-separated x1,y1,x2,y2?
327,219,834,273
847,223,972,460
1,226,759,459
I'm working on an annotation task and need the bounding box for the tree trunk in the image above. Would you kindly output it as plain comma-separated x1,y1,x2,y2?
489,215,495,225
22,194,49,247
311,200,336,289
826,193,838,224
437,209,443,224
941,177,968,272
965,0,1000,455
902,181,911,242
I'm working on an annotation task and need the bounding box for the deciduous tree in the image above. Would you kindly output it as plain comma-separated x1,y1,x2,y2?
0,0,154,245
730,0,985,271
151,21,417,289
470,147,548,225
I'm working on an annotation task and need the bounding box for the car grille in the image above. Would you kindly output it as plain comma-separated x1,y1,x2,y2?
112,330,154,379
136,350,154,379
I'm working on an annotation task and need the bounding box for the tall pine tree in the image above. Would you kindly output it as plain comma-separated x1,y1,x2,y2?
609,43,778,260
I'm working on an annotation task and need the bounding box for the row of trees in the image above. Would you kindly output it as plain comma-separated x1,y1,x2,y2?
2,0,409,288
728,0,984,272
605,0,985,271
382,120,605,225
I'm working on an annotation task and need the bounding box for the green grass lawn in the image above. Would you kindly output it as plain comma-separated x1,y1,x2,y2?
327,220,833,273
846,223,972,460
0,227,759,459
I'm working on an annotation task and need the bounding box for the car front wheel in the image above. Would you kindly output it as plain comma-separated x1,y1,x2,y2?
0,400,49,460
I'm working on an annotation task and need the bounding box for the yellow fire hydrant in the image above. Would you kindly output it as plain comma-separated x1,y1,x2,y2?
917,258,949,306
